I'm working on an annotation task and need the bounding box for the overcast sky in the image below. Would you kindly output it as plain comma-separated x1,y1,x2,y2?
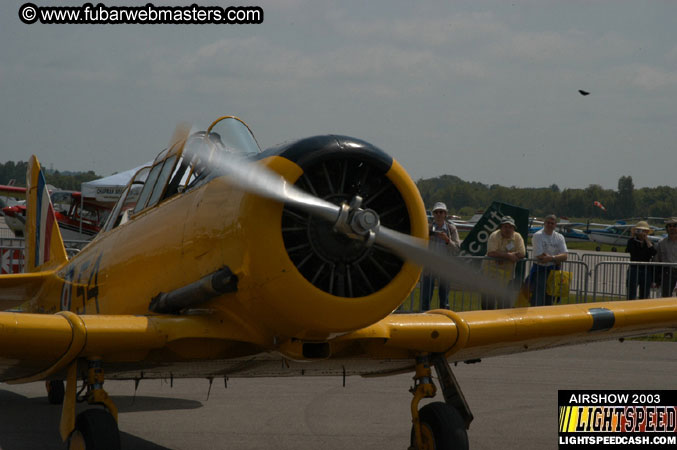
1,0,676,190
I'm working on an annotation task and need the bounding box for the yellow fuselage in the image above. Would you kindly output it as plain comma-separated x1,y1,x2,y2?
23,155,426,350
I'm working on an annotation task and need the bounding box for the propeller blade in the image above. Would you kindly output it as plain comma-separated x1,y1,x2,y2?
168,122,193,153
186,140,341,223
375,226,516,304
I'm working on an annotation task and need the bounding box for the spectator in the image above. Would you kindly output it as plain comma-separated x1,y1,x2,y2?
625,221,656,300
529,214,568,306
420,202,460,310
482,216,525,309
655,217,677,298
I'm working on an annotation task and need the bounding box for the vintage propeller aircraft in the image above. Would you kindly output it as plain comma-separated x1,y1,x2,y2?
528,218,590,243
1,187,110,241
585,221,663,251
1,116,677,450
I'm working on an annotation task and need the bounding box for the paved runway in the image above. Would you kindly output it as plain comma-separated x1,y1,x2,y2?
1,340,675,450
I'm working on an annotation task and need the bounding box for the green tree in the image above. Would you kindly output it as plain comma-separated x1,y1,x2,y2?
617,176,635,218
0,161,28,186
414,172,675,220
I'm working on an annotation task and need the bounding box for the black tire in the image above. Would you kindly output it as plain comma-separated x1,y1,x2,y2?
46,380,65,405
410,402,469,450
595,246,601,252
68,409,120,450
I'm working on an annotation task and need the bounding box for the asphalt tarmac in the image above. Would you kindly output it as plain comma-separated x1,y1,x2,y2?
1,340,675,450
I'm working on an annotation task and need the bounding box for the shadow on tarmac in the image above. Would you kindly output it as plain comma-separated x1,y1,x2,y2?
0,388,201,450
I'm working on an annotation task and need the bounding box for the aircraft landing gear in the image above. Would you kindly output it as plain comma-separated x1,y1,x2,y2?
46,379,65,404
68,409,120,450
409,353,471,450
61,359,120,450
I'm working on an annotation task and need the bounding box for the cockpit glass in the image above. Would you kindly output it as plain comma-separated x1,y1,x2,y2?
180,117,261,190
101,118,260,224
207,117,261,156
101,166,150,232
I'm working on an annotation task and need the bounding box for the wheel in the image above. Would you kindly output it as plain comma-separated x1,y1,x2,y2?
595,246,601,252
410,402,468,450
46,379,65,404
67,409,120,450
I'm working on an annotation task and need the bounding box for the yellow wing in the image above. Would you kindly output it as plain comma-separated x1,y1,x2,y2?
335,298,677,368
1,298,676,382
0,272,58,310
0,310,266,382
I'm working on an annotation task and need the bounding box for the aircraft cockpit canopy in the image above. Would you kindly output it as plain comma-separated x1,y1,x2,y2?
206,115,261,157
100,166,150,233
101,117,260,232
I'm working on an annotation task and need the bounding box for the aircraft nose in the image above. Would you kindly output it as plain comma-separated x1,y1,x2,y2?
2,206,20,217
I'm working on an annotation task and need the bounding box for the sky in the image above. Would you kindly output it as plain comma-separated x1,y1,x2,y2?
1,0,676,190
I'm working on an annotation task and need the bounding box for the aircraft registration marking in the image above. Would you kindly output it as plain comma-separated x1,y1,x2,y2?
60,253,103,314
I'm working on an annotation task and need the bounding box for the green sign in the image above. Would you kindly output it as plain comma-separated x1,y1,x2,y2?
459,201,530,279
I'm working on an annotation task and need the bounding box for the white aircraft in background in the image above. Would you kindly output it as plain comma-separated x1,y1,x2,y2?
585,221,664,251
529,218,590,243
449,211,483,232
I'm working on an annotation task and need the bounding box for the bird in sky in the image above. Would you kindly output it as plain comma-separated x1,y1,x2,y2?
578,90,590,96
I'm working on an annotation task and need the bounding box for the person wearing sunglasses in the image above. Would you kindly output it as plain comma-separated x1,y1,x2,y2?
655,217,677,298
420,202,460,311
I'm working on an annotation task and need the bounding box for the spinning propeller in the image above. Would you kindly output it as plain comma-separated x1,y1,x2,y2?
179,123,515,304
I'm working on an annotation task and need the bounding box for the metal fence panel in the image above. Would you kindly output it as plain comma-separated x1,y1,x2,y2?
592,261,677,301
581,252,629,269
400,257,591,313
0,238,88,274
399,257,677,313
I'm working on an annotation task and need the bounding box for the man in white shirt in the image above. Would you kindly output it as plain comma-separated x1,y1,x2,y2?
530,214,568,306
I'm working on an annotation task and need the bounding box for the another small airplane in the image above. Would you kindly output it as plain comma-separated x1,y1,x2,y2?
0,187,110,240
0,185,27,238
585,221,662,250
529,218,590,242
1,116,676,450
449,211,483,232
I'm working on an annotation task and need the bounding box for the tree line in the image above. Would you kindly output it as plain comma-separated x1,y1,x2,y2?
0,161,100,191
3,160,675,220
417,174,677,220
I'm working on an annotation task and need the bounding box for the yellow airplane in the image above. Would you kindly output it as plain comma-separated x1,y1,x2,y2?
1,116,676,450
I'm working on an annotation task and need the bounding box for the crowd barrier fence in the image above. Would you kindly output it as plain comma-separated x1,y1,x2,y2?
399,255,677,313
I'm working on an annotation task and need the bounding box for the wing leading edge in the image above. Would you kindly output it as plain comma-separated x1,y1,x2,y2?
448,298,677,361
330,298,677,369
1,299,675,382
0,311,267,382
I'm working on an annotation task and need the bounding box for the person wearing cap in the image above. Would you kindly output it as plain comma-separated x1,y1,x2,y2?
655,217,677,298
481,215,525,309
529,214,568,306
625,221,656,300
420,202,460,311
